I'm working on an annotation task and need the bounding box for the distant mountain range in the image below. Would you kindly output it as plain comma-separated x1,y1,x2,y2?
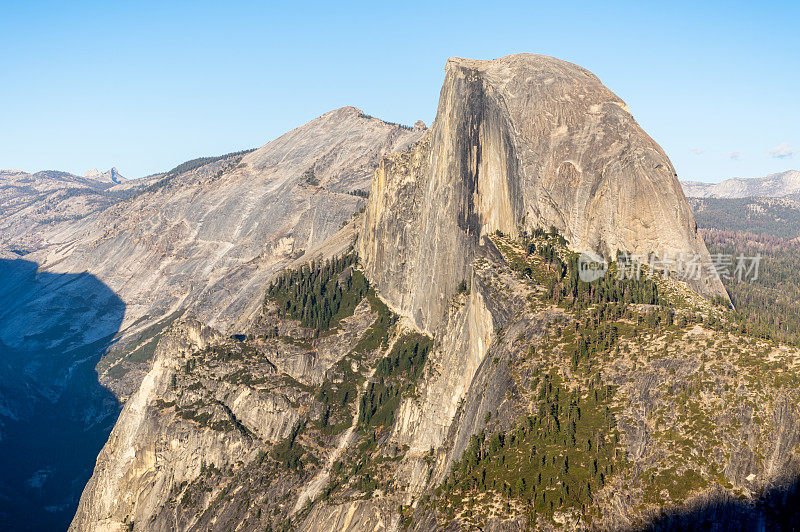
682,169,800,198
0,167,162,253
83,167,125,184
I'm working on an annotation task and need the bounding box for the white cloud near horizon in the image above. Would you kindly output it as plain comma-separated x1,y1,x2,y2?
690,148,705,155
768,142,794,159
729,151,743,160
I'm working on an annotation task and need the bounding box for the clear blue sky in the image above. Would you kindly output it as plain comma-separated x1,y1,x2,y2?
1,0,797,182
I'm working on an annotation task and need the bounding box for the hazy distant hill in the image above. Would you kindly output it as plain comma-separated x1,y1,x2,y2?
685,191,800,348
682,169,800,198
688,196,800,239
0,168,156,253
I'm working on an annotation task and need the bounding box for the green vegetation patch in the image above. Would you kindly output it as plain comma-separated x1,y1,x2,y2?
642,466,708,504
492,231,661,311
436,372,626,525
314,357,361,436
266,252,368,332
352,290,397,354
358,333,433,431
272,421,312,473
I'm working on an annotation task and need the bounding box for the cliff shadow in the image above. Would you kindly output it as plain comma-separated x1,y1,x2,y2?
0,258,124,531
639,477,800,531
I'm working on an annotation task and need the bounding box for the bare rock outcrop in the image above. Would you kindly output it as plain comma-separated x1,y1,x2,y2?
361,54,725,333
23,108,421,398
69,319,302,531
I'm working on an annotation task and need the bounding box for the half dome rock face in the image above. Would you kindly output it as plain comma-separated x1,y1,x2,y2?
361,53,725,331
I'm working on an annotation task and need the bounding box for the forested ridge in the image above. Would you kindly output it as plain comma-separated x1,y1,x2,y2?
687,196,800,345
689,197,800,239
700,229,800,345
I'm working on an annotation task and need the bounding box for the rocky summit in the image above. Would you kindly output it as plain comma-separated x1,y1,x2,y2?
4,54,799,531
361,54,726,335
21,107,422,401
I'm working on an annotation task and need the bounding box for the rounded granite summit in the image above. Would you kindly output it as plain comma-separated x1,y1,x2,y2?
361,54,726,331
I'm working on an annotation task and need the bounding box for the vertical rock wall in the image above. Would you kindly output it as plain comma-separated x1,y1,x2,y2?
360,54,726,336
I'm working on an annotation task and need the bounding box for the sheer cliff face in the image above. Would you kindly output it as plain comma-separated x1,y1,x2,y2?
361,54,724,331
69,319,309,532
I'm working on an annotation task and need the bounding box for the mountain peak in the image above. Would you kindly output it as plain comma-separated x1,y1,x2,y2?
361,54,726,331
445,53,602,83
84,167,125,184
